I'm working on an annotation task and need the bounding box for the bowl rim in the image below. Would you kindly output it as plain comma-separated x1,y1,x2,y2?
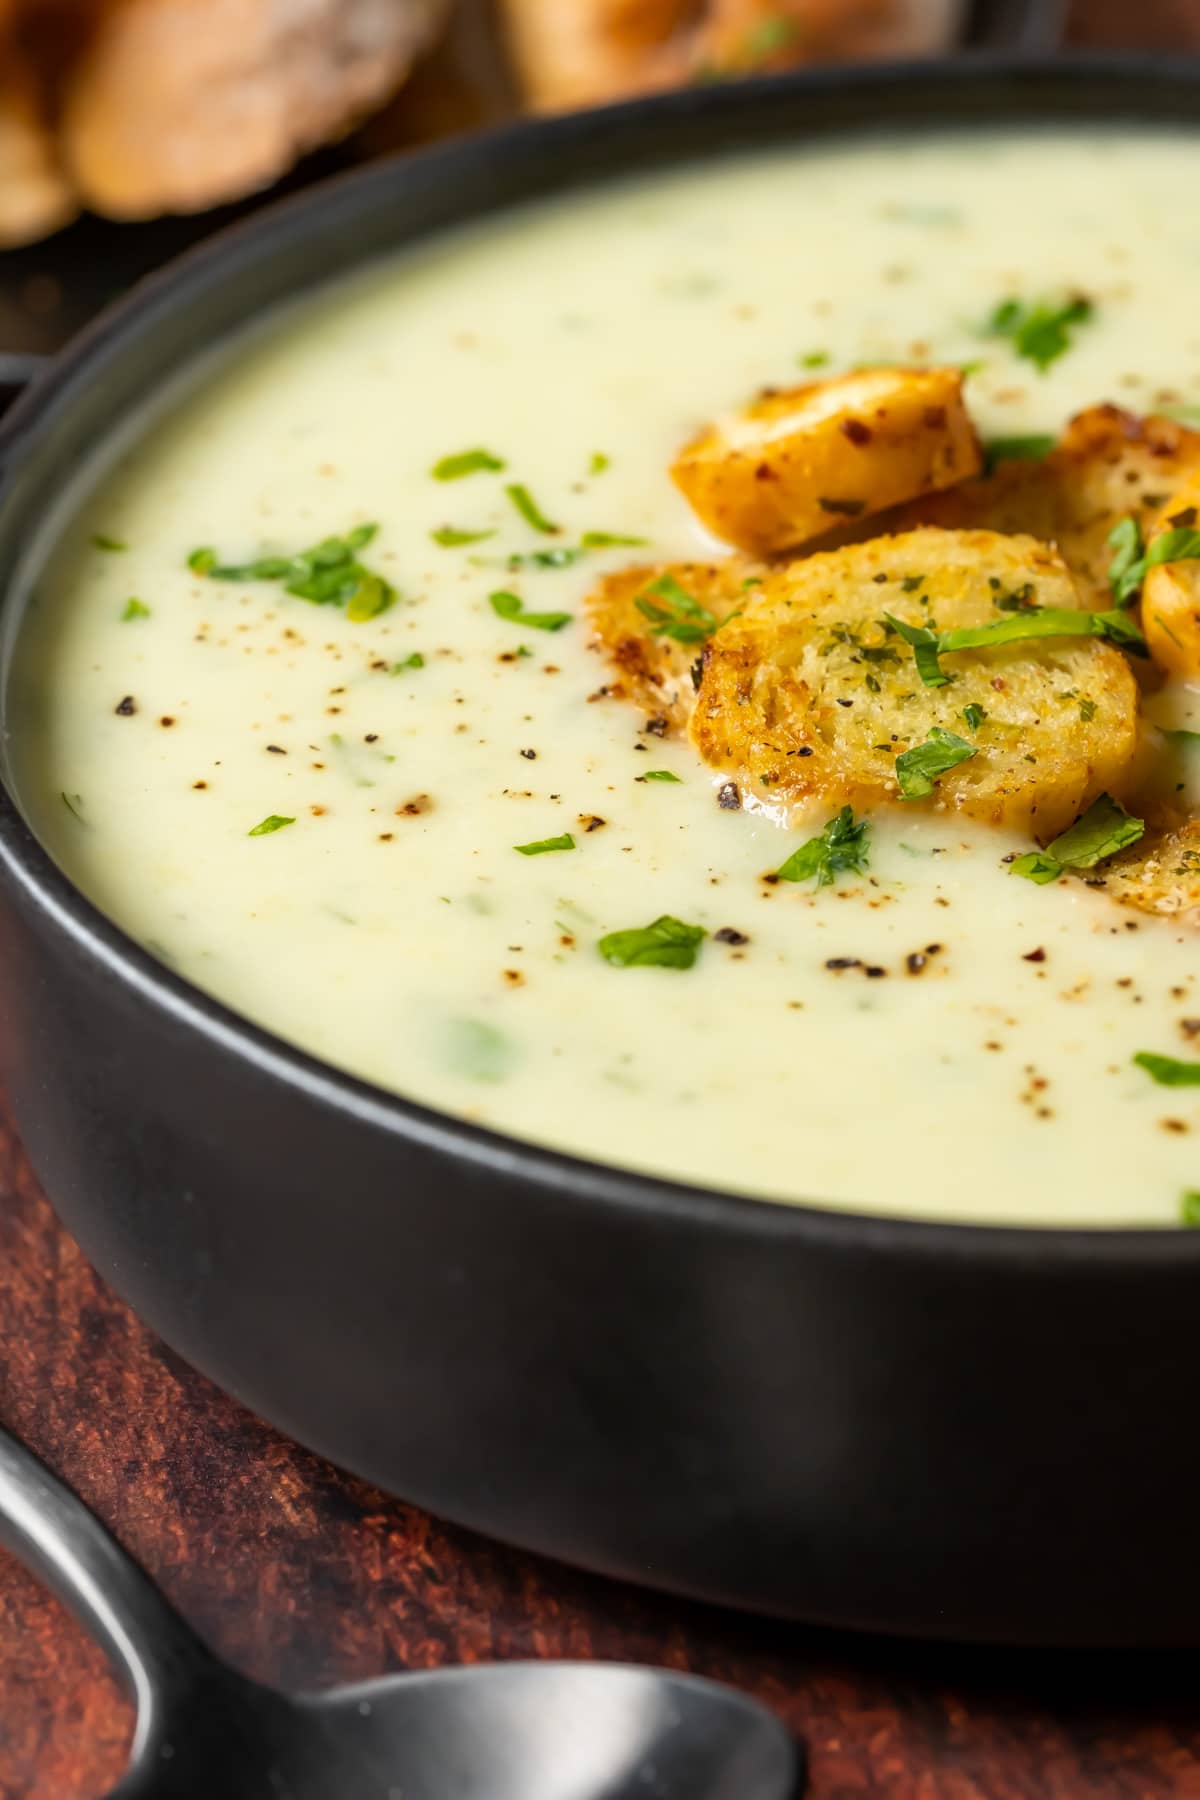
3,49,1199,1261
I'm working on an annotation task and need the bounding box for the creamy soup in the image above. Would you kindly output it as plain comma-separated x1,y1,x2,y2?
15,129,1200,1227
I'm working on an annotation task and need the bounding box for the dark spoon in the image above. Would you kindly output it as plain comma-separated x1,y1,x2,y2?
0,1423,801,1798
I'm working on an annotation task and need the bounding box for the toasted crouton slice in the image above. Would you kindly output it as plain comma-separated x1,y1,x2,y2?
1080,820,1200,923
584,558,757,734
671,367,981,556
892,405,1200,608
0,36,75,247
1140,473,1200,679
689,528,1139,837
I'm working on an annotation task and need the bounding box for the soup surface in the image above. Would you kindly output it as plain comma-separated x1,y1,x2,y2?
16,128,1200,1226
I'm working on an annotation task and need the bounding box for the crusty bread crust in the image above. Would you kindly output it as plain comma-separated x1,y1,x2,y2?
0,31,76,245
61,0,449,217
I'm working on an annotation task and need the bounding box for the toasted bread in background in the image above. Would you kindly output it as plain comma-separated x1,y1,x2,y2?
501,0,961,110
0,0,449,242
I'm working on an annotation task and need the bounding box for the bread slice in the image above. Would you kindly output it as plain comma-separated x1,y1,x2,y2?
690,527,1139,837
585,557,760,734
672,368,981,557
60,0,450,219
1082,819,1200,923
1139,471,1200,679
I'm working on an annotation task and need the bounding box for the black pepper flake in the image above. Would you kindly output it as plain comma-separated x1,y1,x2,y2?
826,957,862,971
836,698,854,708
905,953,927,975
690,657,704,692
115,695,136,716
926,943,943,955
364,733,379,744
864,966,886,979
715,927,749,946
644,715,669,737
718,781,741,810
1182,1019,1200,1037
1023,947,1047,963
519,748,537,760
266,744,286,754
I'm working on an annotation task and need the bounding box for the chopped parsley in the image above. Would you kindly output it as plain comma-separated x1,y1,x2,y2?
188,524,394,623
60,792,84,822
505,546,589,571
1133,1052,1200,1088
580,531,649,548
895,727,977,799
1107,513,1200,606
887,605,1146,687
92,533,127,552
506,483,560,535
640,770,682,783
432,525,495,547
983,435,1056,470
432,448,505,480
588,452,611,476
962,703,986,732
443,1017,515,1082
635,573,739,644
1010,794,1144,885
489,590,572,632
1182,1191,1200,1226
121,597,150,621
514,833,576,855
776,806,870,888
598,914,706,970
798,349,831,369
391,653,425,673
248,814,295,837
982,294,1094,372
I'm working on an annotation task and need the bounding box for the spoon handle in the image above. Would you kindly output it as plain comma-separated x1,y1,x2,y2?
0,1422,214,1718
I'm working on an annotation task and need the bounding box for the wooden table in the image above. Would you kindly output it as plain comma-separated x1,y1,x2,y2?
6,4,1200,1794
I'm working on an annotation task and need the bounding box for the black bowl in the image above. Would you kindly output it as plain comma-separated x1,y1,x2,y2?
0,56,1198,1647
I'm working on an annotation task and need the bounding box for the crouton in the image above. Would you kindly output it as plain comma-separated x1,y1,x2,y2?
1140,472,1200,679
0,35,75,246
689,527,1139,837
671,367,982,557
1082,819,1200,923
584,558,758,734
893,405,1200,609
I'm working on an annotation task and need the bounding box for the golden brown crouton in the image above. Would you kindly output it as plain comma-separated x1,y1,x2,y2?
0,32,75,246
1081,819,1200,923
689,528,1139,837
892,405,1200,608
671,367,982,557
1140,472,1200,679
584,558,758,734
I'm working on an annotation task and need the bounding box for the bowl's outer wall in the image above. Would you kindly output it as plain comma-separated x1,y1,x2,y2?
1,59,1199,1644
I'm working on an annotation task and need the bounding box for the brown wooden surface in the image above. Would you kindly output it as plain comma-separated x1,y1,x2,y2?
7,4,1200,1796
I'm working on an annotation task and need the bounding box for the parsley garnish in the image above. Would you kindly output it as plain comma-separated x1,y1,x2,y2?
1107,513,1200,606
588,452,610,476
1133,1052,1200,1088
799,349,830,369
391,653,425,673
489,590,572,632
432,525,495,547
1010,794,1144,885
982,294,1094,372
514,833,576,856
887,605,1146,687
640,770,682,783
983,435,1056,470
432,448,505,480
598,915,706,970
1182,1191,1200,1226
580,531,648,548
121,598,150,621
506,483,560,535
895,727,977,799
635,574,739,644
776,806,870,888
505,547,589,571
93,533,127,552
962,703,986,732
189,524,393,622
248,814,295,837
60,792,84,822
